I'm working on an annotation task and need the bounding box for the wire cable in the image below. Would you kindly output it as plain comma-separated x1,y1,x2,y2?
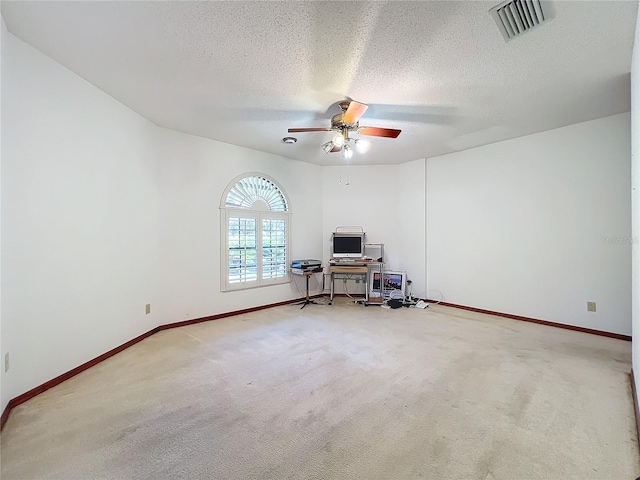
343,277,356,299
388,289,405,299
423,290,444,304
291,273,306,299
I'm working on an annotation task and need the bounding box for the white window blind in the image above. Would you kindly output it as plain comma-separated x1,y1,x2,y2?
228,216,257,284
221,174,290,291
262,218,287,280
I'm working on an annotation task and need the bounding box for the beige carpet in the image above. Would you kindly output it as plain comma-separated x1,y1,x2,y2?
1,300,638,479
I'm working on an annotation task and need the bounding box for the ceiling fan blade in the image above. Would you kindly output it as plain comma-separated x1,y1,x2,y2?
343,101,369,125
288,127,332,133
358,127,401,138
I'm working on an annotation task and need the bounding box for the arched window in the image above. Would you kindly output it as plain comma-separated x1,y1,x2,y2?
220,174,291,291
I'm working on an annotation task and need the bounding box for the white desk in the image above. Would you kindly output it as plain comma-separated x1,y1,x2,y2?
328,262,383,305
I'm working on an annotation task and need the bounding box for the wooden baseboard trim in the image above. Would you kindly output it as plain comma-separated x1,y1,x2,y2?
630,369,640,454
427,300,631,341
0,327,159,430
0,296,310,430
3,295,626,430
157,297,317,330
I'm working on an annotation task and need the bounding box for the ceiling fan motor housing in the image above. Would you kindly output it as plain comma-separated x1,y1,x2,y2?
331,114,358,130
331,101,360,130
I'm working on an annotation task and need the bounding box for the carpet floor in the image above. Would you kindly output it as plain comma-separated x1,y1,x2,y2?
1,300,638,479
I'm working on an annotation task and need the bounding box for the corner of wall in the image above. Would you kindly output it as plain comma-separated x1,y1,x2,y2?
630,0,640,391
1,11,6,415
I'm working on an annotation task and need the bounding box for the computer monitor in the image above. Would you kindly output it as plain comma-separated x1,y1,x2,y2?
370,270,406,297
332,234,364,258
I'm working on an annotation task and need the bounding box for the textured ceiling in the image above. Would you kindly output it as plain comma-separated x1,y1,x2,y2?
2,1,637,165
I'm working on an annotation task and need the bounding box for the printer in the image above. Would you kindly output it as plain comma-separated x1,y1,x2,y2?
291,259,322,271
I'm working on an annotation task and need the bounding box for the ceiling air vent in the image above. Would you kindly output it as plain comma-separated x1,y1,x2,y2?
490,0,549,41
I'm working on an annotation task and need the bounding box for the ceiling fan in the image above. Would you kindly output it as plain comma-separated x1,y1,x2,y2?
288,101,401,159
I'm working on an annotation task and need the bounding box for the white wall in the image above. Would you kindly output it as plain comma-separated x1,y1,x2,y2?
321,159,426,297
1,30,162,413
427,113,632,336
631,0,639,386
397,160,427,298
153,128,323,325
0,28,323,414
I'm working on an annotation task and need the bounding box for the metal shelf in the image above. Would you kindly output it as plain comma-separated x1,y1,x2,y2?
364,243,386,303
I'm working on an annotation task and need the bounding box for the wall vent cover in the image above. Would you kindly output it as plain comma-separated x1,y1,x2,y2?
490,0,549,41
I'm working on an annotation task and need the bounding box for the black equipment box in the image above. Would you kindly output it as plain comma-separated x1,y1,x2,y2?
291,259,322,271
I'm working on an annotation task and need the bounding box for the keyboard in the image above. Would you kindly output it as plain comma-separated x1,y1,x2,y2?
329,258,367,266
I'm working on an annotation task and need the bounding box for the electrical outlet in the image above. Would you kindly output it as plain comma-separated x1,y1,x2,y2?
587,301,596,312
145,304,151,315
5,353,9,372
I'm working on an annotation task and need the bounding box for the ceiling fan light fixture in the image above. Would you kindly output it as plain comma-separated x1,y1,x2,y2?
354,138,369,153
332,133,345,148
342,143,353,161
321,141,334,154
